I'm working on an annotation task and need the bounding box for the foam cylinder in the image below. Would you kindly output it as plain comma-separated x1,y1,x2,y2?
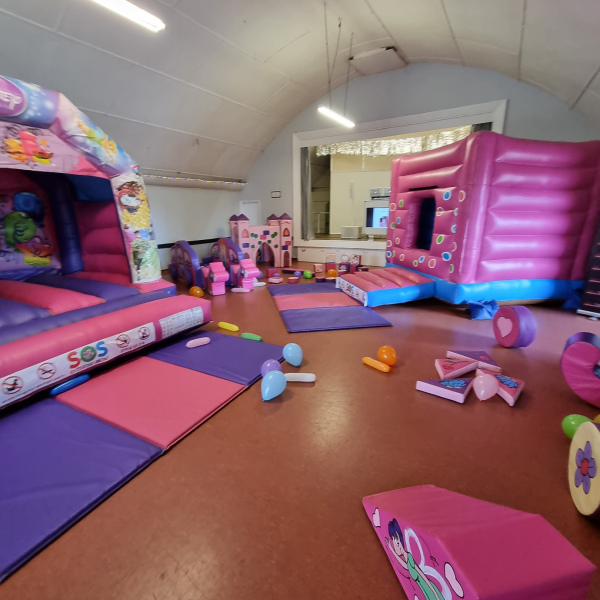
568,421,600,521
561,332,600,408
285,373,316,382
492,306,537,348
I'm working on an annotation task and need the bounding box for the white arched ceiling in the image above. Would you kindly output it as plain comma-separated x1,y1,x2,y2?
2,0,600,181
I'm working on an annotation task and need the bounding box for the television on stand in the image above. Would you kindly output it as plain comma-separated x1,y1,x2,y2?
363,199,390,240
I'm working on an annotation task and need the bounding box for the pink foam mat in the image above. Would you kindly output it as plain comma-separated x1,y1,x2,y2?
272,292,359,311
57,357,245,449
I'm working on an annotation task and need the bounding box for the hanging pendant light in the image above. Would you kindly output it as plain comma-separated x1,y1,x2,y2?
318,3,354,128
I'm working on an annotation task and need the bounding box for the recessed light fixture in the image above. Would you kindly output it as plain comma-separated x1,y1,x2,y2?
318,106,355,128
89,0,165,32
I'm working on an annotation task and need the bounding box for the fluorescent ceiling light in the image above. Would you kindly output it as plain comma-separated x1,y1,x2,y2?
89,0,166,32
318,106,355,128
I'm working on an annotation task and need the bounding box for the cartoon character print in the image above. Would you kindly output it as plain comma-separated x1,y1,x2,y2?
1,191,54,266
1,125,53,166
116,180,151,230
130,230,160,281
385,519,458,600
73,113,118,161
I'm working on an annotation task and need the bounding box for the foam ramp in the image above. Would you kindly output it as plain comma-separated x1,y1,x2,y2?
363,485,595,600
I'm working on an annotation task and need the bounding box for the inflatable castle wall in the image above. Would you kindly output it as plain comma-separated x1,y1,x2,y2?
338,132,600,306
229,213,292,268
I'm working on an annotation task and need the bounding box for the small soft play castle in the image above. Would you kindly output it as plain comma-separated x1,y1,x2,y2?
0,75,210,408
339,131,600,306
229,213,293,268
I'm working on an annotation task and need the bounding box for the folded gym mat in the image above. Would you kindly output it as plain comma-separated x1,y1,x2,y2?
147,330,284,386
279,305,392,333
0,398,161,583
57,357,245,449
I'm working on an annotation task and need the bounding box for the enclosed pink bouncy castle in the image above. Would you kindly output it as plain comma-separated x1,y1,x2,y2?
339,132,600,306
0,75,211,409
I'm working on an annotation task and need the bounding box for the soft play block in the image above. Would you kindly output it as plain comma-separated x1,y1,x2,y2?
363,485,596,600
446,350,500,372
57,357,245,449
0,398,161,582
416,378,473,403
272,292,359,311
268,281,340,296
435,358,477,380
476,369,525,406
147,331,284,386
279,306,391,333
0,279,104,314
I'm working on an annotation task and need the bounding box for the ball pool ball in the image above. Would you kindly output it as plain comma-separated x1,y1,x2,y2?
326,269,337,278
377,345,397,366
303,270,313,279
294,270,302,278
190,286,204,298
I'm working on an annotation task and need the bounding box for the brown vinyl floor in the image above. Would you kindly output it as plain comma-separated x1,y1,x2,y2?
2,263,600,600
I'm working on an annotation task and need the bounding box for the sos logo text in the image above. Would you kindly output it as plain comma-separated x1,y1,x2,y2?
68,341,108,369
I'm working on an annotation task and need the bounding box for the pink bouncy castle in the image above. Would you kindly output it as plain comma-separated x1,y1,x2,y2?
0,75,211,409
338,132,600,306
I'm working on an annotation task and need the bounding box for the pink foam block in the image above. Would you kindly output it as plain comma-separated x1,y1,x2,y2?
0,280,103,314
57,357,244,449
476,369,524,406
435,358,477,380
272,292,359,311
416,378,473,403
493,306,537,348
363,485,596,600
447,350,501,372
561,332,600,409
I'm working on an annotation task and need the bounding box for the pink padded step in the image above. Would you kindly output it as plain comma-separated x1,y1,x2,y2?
0,280,103,314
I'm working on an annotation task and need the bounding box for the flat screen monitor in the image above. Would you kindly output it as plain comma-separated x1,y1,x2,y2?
363,199,390,237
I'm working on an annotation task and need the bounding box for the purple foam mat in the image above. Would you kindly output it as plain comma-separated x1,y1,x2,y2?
0,398,161,582
279,306,392,333
268,281,340,297
27,274,141,301
147,330,284,386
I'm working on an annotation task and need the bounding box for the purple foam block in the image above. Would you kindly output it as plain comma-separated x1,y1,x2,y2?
0,399,161,582
147,330,284,386
279,306,391,333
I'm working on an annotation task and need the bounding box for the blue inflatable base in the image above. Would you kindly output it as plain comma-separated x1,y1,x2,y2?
380,263,582,305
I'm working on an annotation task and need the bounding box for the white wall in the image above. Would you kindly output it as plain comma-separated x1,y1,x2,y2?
241,63,600,219
330,171,390,234
147,185,241,268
